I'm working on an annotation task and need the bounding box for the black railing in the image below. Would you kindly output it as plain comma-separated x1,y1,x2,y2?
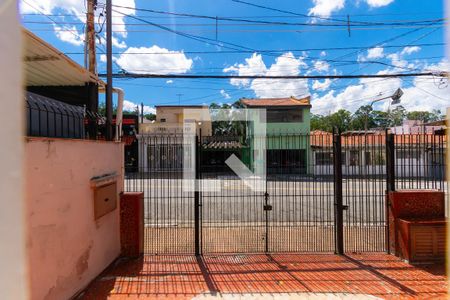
126,131,446,255
26,92,86,139
26,92,110,140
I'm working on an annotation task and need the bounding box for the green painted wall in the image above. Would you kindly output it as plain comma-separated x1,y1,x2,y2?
245,107,312,173
266,108,311,136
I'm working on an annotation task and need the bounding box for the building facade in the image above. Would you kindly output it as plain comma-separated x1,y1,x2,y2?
137,105,212,172
240,96,312,174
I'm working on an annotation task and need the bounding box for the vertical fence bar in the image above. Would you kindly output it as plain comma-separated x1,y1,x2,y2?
194,134,201,255
333,129,344,255
385,132,395,253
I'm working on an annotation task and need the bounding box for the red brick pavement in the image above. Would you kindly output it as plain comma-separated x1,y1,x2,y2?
78,253,447,299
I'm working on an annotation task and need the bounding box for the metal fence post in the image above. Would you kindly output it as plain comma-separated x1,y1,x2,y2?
385,132,395,254
333,128,344,255
386,133,396,192
194,134,201,256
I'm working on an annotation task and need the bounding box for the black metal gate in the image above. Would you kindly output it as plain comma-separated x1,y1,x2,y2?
125,131,446,255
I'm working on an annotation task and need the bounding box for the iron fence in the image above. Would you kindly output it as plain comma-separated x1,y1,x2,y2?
25,91,111,140
26,92,85,139
125,130,446,255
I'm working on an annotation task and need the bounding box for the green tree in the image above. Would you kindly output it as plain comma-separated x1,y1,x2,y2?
310,114,327,131
327,109,352,132
389,105,407,126
349,105,376,130
406,109,443,123
144,113,156,121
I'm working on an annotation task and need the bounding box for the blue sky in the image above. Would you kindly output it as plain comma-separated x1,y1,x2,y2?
20,0,448,114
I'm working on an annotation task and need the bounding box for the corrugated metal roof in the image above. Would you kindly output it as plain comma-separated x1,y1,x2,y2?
23,28,104,87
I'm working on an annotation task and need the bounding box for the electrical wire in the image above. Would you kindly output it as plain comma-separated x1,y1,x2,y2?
110,2,445,27
98,72,446,79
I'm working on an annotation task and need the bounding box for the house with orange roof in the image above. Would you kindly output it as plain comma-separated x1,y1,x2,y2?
240,96,312,174
309,130,446,180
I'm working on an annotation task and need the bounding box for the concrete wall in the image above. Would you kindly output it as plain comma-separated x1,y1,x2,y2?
0,2,29,299
25,138,124,300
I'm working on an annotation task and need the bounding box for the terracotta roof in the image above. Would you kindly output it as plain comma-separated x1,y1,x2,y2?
310,131,446,147
240,96,311,107
155,105,208,108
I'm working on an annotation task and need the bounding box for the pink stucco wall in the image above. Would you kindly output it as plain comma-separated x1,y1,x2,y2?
25,137,124,300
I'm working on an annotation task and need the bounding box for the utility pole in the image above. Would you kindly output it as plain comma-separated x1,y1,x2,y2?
86,0,98,139
105,0,113,140
86,0,97,75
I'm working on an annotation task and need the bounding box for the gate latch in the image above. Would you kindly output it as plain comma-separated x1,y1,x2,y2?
343,205,349,211
264,204,272,211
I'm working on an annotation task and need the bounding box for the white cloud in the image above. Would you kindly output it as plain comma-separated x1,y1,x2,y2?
311,60,450,115
401,46,421,56
386,53,408,69
112,37,127,49
115,46,193,74
53,25,84,46
313,60,330,72
397,60,450,111
308,0,345,17
123,100,155,114
311,77,402,114
223,53,267,87
20,0,84,16
224,52,309,98
100,54,107,63
365,0,395,8
367,47,384,59
312,79,332,91
220,89,231,99
20,0,134,44
358,47,384,62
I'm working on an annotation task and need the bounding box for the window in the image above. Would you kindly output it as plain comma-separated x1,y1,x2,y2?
349,150,360,166
266,109,303,123
396,149,420,160
160,118,166,122
363,151,385,166
316,152,333,165
267,149,307,174
364,151,372,166
373,151,385,165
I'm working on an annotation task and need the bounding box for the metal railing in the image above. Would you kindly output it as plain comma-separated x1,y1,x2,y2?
26,92,86,139
126,130,446,255
25,92,110,140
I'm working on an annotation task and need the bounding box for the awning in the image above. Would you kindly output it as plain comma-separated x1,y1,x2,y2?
23,28,105,87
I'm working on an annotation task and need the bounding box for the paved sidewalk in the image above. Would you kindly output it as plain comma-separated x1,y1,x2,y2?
78,253,447,299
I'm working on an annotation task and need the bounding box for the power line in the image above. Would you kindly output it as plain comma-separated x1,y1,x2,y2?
110,3,445,27
21,11,444,19
23,20,447,27
60,44,444,56
229,0,445,26
29,23,445,33
111,8,252,52
98,72,447,79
